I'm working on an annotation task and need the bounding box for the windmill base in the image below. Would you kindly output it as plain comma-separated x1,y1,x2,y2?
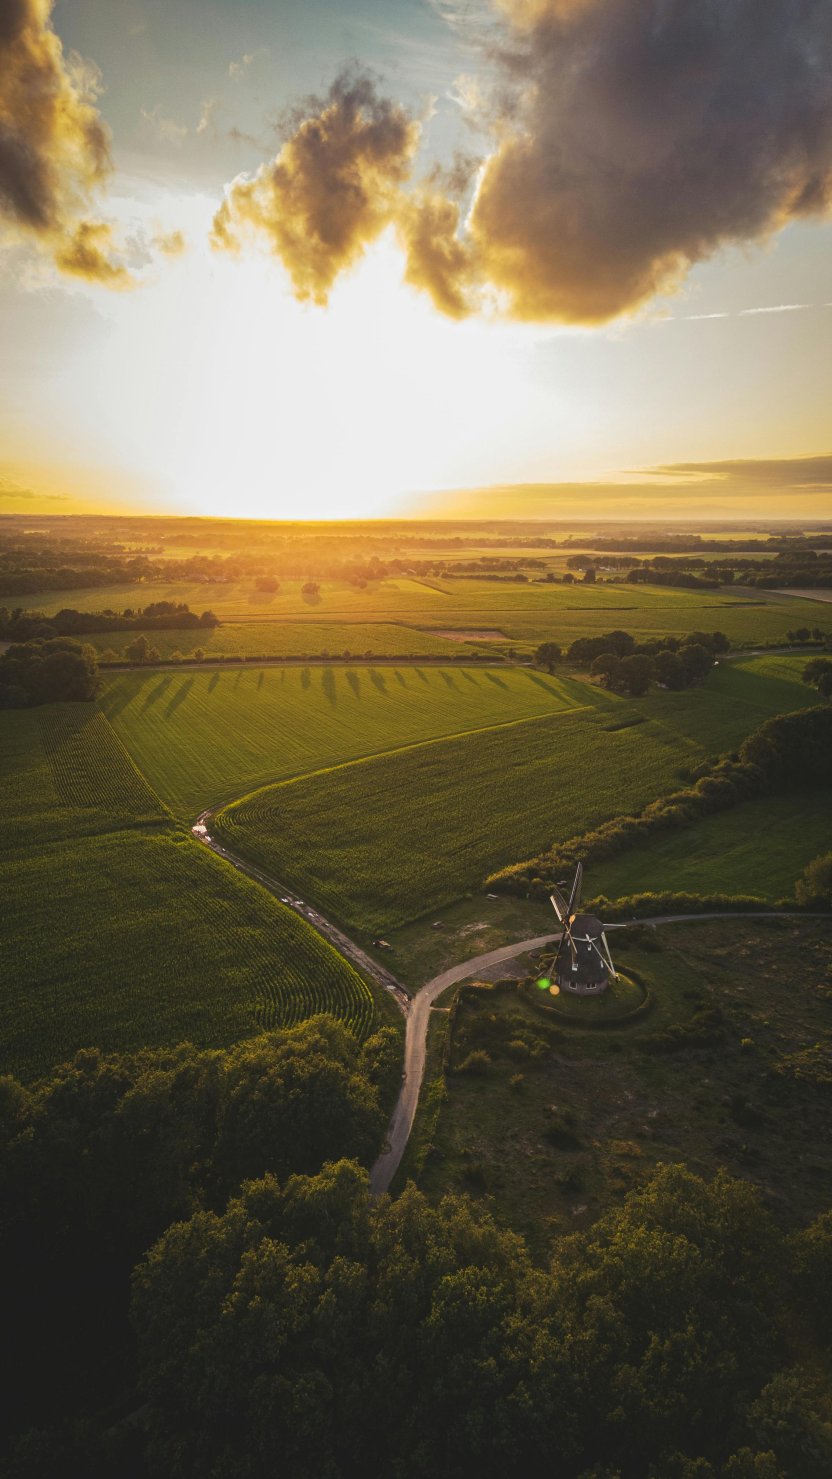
556,974,610,997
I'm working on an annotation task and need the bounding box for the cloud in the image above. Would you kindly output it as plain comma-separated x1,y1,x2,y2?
217,3,832,325
650,456,832,491
196,99,218,137
228,49,269,82
0,480,66,502
53,219,133,288
140,103,188,147
153,228,187,258
211,69,421,304
458,0,832,323
0,0,130,284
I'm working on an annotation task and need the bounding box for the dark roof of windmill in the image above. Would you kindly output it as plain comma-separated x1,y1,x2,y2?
569,913,603,935
557,914,609,986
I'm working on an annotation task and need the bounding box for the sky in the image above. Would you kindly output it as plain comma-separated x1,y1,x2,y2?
1,0,832,523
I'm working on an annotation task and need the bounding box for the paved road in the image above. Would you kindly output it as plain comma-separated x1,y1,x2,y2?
192,811,828,1197
192,811,409,1011
368,909,830,1195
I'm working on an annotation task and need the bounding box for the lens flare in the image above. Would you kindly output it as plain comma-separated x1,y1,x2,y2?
536,977,551,990
549,984,561,996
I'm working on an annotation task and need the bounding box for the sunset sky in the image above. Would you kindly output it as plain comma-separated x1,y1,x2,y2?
2,0,832,522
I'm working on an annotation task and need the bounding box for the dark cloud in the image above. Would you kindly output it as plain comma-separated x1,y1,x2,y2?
651,456,832,491
0,0,130,284
211,69,420,304
463,0,832,322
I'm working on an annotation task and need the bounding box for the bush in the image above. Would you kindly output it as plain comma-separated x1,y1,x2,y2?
456,1049,491,1076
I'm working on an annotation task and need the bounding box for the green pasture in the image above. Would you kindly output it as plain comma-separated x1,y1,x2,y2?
19,573,824,648
591,790,832,904
214,655,815,934
89,621,462,660
0,703,385,1078
416,919,832,1249
101,664,579,817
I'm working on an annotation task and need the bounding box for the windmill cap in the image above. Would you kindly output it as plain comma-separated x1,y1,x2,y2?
569,912,604,934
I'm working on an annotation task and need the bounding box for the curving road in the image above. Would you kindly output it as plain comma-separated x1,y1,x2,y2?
191,812,826,1196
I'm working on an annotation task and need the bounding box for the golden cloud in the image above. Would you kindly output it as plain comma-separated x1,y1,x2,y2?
211,69,420,304
0,0,130,284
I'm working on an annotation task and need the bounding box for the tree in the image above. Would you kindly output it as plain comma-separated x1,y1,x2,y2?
302,581,320,597
582,566,596,583
617,652,655,695
0,637,98,707
679,642,713,683
535,642,562,674
590,652,621,687
795,853,832,907
124,634,150,664
255,577,279,593
654,649,686,690
803,657,832,689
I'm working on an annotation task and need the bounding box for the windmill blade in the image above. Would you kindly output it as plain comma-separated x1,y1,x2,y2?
549,886,570,925
565,861,583,919
599,930,618,979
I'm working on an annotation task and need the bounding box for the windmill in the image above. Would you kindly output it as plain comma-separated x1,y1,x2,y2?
538,863,618,995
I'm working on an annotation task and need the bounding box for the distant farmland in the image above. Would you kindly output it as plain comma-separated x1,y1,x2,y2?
20,572,824,650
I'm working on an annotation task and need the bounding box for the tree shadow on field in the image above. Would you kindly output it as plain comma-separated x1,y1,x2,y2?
300,667,311,691
257,671,265,690
165,677,194,718
369,669,388,696
484,671,508,690
414,668,429,684
99,679,134,722
460,669,479,685
440,670,459,691
321,667,337,708
142,676,171,711
394,670,407,688
346,670,362,700
208,671,221,693
524,671,560,696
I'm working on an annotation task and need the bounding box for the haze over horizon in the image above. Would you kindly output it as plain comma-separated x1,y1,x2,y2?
2,0,832,522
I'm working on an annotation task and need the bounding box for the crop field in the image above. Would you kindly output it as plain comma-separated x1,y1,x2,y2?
415,919,832,1251
0,703,386,1079
214,656,816,934
21,574,825,648
591,790,832,903
101,664,581,817
88,621,463,661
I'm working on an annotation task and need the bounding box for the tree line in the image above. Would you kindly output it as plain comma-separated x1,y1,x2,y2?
0,637,99,709
3,1018,832,1476
535,629,729,696
0,602,220,642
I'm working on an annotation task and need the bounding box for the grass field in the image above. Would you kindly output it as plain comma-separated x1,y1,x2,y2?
0,703,387,1079
415,919,832,1252
102,664,580,816
89,621,463,660
21,574,826,648
592,791,832,903
214,656,817,934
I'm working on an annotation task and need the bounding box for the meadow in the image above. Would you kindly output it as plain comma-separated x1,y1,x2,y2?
89,621,463,661
21,572,824,650
0,702,384,1079
591,790,832,903
101,663,580,816
214,655,816,935
415,919,832,1252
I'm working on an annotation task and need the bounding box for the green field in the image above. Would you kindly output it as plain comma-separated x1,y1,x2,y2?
102,664,580,816
415,919,832,1251
0,703,385,1078
214,656,817,934
22,573,825,648
592,790,832,903
89,621,464,660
